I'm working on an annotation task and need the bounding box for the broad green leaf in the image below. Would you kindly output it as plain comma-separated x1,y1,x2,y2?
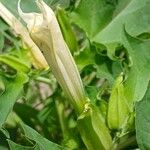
123,32,150,107
95,54,114,85
0,73,28,127
75,46,122,85
8,140,40,150
71,0,114,38
112,0,132,17
93,0,150,58
111,61,123,79
136,83,150,150
107,74,130,130
57,8,78,53
0,19,9,31
75,44,95,70
0,79,5,96
85,86,98,102
21,123,67,150
13,103,39,126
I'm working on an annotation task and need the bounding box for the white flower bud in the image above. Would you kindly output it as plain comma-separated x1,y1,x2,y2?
18,0,86,113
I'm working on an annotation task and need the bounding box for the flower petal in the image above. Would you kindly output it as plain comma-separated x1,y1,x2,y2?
18,0,43,31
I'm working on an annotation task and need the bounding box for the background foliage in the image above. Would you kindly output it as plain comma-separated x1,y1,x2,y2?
0,0,150,149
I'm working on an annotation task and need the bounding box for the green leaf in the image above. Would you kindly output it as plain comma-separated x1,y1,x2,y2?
8,140,40,150
0,54,30,73
13,103,39,126
0,34,4,53
71,0,114,38
57,8,78,53
0,73,28,127
0,79,5,96
0,48,31,73
0,19,9,31
93,0,150,58
136,83,150,150
85,86,98,102
107,74,130,130
95,54,114,85
20,123,67,150
75,44,95,70
123,32,150,107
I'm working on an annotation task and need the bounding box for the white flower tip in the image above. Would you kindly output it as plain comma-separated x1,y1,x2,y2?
18,0,43,31
36,0,54,22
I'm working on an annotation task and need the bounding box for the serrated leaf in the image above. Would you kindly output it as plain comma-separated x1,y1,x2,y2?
122,31,150,107
93,0,150,58
71,0,114,38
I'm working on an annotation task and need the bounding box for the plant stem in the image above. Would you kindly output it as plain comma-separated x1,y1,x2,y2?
35,76,52,84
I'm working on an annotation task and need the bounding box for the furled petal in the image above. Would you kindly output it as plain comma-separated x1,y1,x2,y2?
0,1,48,69
18,0,86,114
18,0,43,31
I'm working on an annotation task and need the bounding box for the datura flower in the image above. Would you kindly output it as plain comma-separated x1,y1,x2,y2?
0,2,48,69
18,0,86,114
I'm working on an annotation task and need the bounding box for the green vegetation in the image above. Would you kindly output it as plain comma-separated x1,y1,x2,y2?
0,0,150,149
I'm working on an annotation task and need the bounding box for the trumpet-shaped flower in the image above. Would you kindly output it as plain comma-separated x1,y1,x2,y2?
18,0,86,114
0,2,48,69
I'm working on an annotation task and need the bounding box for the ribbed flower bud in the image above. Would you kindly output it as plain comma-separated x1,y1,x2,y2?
18,0,86,114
